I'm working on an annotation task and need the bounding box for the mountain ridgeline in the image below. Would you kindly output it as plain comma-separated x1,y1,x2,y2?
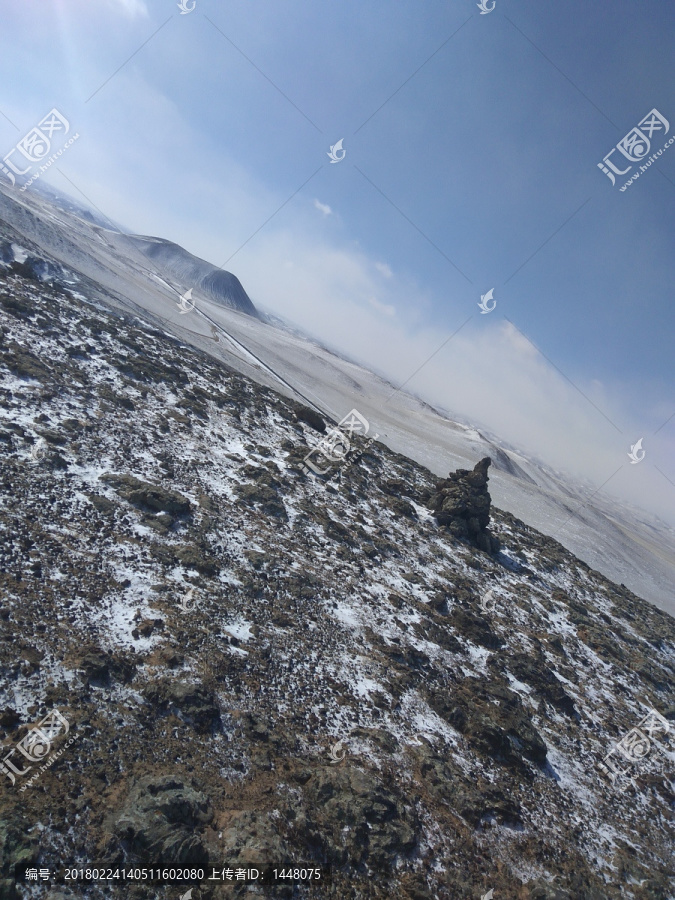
126,234,259,317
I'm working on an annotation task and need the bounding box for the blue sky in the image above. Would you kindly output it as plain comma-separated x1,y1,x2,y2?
1,0,674,522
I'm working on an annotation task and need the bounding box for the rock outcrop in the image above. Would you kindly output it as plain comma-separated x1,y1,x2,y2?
113,776,213,865
430,457,500,554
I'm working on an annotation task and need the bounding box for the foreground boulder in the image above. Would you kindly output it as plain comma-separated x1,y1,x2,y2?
112,776,212,865
430,457,500,554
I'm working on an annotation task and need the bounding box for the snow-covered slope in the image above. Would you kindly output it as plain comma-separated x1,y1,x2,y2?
1,267,673,899
124,234,259,317
0,181,673,615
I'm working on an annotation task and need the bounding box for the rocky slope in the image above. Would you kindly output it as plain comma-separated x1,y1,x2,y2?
1,181,674,616
0,259,674,900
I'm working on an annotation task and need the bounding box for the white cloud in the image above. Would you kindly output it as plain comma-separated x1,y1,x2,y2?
368,295,396,316
233,231,675,526
313,199,332,216
375,261,393,278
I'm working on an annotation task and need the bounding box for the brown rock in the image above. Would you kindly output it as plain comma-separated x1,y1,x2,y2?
430,457,500,554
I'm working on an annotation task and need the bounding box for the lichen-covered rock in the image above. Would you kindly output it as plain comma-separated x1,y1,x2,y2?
235,481,287,519
0,820,36,900
508,652,577,717
77,647,136,687
304,768,418,868
112,776,212,865
430,457,500,553
219,810,289,864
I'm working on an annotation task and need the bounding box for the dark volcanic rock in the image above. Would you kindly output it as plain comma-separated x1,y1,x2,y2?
10,257,63,283
77,648,136,687
100,473,191,516
141,682,221,733
219,810,289,864
428,677,548,768
173,543,220,576
292,403,326,433
305,768,417,868
235,481,287,519
0,240,13,264
113,776,212,865
430,457,500,554
508,652,577,717
0,820,36,900
449,607,502,649
413,743,523,827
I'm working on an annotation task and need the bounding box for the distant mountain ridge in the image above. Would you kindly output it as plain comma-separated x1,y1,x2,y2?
28,183,258,318
125,234,258,317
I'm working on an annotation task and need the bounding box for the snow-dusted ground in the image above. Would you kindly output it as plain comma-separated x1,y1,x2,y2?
1,181,673,616
0,259,673,898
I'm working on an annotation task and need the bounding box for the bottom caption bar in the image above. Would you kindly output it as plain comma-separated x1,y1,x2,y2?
16,864,331,885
